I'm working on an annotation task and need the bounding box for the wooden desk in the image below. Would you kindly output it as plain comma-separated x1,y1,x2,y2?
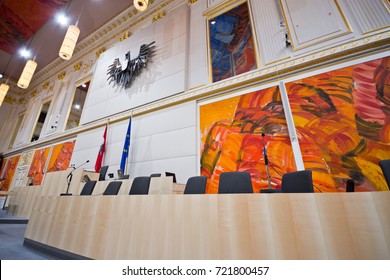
24,192,390,260
0,191,16,210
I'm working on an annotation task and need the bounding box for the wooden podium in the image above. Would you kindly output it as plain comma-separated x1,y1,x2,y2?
23,191,390,260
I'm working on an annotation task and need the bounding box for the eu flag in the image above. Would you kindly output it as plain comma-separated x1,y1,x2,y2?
120,117,132,172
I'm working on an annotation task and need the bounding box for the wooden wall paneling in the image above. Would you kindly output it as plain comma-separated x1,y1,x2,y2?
217,194,254,259
340,193,389,259
371,192,390,255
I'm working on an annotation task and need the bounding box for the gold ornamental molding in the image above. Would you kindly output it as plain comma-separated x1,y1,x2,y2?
42,82,49,90
4,96,14,104
152,10,167,22
73,62,82,72
119,31,132,42
188,0,198,4
57,72,66,80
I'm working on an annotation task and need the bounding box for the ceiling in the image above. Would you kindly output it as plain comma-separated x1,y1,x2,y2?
0,0,133,83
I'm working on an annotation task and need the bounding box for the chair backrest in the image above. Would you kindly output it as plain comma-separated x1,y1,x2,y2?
150,173,161,177
80,180,97,195
379,159,390,188
99,165,109,181
184,176,207,194
102,181,122,195
218,172,253,194
129,176,151,195
165,172,177,183
281,170,314,193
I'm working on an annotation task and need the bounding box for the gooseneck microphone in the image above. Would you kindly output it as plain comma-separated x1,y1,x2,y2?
262,133,272,189
62,160,90,196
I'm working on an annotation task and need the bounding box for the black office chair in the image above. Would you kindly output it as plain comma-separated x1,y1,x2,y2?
150,173,161,177
129,176,151,195
218,172,253,194
99,165,109,181
379,159,390,188
184,176,207,194
80,180,97,195
281,170,314,193
102,181,122,195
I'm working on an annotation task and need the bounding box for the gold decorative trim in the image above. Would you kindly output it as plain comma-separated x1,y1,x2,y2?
73,62,82,72
42,82,49,90
3,96,13,104
57,72,66,80
203,0,246,17
30,90,37,97
264,56,291,66
188,0,198,4
119,31,132,42
152,10,167,22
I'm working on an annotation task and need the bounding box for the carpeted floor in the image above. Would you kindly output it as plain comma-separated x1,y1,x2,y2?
0,210,57,260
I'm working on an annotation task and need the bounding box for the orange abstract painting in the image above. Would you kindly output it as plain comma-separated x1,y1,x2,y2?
47,140,75,172
200,86,295,193
27,147,51,185
287,57,390,191
200,56,390,192
0,155,20,191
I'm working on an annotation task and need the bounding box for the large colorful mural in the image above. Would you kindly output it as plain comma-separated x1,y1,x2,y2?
287,57,390,191
200,56,390,193
0,155,20,191
200,86,294,193
27,147,51,185
46,140,75,172
208,2,256,82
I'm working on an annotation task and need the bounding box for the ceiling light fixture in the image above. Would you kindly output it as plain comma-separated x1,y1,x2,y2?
0,56,13,106
0,84,9,107
59,1,85,60
17,60,38,89
134,0,149,12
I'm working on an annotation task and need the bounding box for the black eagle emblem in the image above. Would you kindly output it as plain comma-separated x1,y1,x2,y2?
107,41,155,88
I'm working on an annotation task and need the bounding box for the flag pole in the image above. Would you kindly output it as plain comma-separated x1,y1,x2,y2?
125,111,133,175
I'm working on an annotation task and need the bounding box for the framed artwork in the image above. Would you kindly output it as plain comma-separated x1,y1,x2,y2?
27,147,51,185
0,155,20,191
46,140,75,172
200,85,294,193
200,55,390,193
286,56,390,191
206,0,257,82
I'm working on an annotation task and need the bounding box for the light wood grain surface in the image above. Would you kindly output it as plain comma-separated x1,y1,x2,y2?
24,190,390,260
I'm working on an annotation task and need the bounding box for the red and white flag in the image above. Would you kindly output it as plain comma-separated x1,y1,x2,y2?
94,124,108,173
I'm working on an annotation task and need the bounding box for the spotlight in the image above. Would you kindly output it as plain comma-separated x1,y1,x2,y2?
56,13,69,26
19,48,31,58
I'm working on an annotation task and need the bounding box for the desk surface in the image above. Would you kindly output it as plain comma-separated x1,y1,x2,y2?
24,192,390,260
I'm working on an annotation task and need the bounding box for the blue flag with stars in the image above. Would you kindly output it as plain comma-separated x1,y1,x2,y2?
120,117,132,172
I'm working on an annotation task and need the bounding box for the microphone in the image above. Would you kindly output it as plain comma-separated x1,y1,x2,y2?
62,160,90,196
261,133,272,189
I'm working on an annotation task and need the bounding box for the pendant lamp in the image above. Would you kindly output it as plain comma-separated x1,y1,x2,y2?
17,60,38,89
0,83,9,106
134,0,148,12
59,24,80,60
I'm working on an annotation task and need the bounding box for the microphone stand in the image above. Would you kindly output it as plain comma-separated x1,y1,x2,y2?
60,160,89,196
262,133,272,189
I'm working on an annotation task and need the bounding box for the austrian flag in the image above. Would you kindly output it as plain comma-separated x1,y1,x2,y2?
94,124,108,173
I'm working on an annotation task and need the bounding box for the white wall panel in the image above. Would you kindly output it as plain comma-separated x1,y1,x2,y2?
280,0,351,50
251,0,290,65
343,0,390,34
81,4,189,124
188,0,208,89
72,101,198,182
